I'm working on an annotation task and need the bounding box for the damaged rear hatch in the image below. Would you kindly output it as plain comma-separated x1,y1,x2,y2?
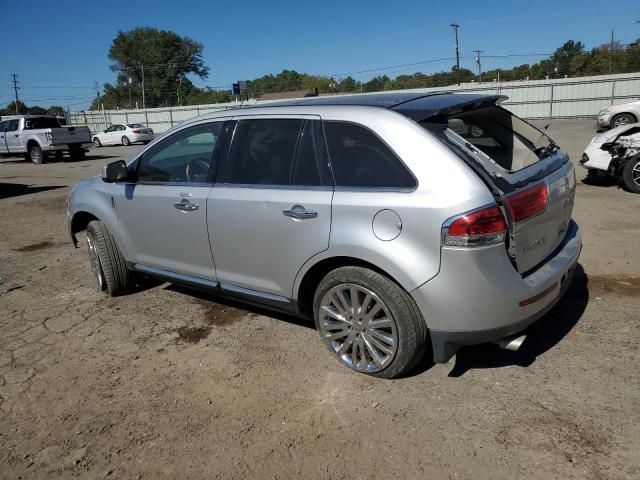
393,94,576,275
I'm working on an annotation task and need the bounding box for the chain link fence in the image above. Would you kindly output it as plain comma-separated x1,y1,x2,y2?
69,73,640,134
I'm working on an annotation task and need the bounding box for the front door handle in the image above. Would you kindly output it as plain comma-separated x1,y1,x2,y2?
283,205,318,219
174,198,199,212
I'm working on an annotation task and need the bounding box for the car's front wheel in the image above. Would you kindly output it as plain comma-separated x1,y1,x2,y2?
121,136,131,146
622,156,640,193
313,266,428,378
86,221,131,295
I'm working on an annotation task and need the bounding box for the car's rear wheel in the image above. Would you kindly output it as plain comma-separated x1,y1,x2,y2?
611,113,636,128
29,144,47,164
621,156,640,193
313,266,428,378
121,136,131,146
93,137,101,148
86,221,131,296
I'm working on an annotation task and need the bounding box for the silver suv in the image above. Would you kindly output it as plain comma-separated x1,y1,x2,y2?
67,93,581,378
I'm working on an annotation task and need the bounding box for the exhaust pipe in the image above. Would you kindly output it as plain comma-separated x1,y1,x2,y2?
494,334,526,352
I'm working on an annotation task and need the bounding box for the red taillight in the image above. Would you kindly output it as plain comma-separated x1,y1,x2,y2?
131,129,141,134
506,183,548,223
443,205,507,247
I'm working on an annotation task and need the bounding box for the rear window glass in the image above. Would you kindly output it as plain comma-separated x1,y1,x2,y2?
23,117,61,129
323,121,416,188
418,106,552,173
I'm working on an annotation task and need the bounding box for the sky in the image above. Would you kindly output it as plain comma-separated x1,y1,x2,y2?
1,0,638,111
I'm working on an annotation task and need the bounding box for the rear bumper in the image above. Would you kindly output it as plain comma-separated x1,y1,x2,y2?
49,142,92,152
411,220,581,363
129,134,154,143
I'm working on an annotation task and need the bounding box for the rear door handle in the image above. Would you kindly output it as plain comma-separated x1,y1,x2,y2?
283,205,318,219
174,198,199,212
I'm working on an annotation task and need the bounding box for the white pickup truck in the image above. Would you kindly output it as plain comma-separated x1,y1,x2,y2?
0,115,92,164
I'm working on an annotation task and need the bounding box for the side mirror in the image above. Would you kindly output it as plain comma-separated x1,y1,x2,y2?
102,160,128,182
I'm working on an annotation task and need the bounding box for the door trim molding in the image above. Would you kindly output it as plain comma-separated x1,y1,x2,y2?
134,264,218,289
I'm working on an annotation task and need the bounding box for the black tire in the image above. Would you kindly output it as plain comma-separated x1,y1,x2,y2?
93,137,101,148
121,136,131,146
313,266,428,379
611,113,637,129
70,149,86,161
621,156,640,193
28,144,47,164
54,151,64,162
86,220,131,296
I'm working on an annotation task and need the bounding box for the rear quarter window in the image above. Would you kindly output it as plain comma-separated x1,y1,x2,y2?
323,121,416,189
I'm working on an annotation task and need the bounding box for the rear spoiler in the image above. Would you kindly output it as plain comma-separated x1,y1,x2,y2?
392,94,508,122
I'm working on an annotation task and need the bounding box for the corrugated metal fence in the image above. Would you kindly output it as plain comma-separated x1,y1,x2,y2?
69,72,640,134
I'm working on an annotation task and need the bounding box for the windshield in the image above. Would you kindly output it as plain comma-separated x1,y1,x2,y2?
23,117,61,129
419,106,554,173
127,123,144,128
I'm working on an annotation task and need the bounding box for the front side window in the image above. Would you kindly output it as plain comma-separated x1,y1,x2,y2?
137,122,222,183
225,119,303,185
7,120,19,132
105,125,116,133
323,121,416,188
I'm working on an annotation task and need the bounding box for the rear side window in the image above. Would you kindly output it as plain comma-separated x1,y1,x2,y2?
225,119,303,185
323,121,416,188
23,117,59,129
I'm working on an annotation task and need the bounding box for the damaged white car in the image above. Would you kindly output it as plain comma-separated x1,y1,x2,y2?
581,124,640,193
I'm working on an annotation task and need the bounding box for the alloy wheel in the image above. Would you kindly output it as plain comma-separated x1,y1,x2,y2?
614,117,631,127
86,232,105,290
318,283,398,373
633,161,640,187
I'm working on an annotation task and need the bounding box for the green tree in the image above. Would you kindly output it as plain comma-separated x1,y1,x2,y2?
1,100,28,115
47,106,66,116
92,27,208,109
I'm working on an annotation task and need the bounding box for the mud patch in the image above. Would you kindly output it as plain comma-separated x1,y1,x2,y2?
18,195,68,212
194,298,248,326
589,274,640,297
11,240,58,252
176,326,212,344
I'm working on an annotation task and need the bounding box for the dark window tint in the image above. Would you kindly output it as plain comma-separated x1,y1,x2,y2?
0,121,6,132
138,122,221,183
23,117,60,129
292,120,328,186
324,121,415,188
7,119,19,132
225,119,302,185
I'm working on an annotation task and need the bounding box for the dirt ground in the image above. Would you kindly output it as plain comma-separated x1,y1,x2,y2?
1,120,639,480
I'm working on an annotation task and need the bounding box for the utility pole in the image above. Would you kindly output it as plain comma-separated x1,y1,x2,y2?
94,80,100,104
140,65,146,109
474,50,483,83
11,74,20,113
450,23,460,85
610,29,614,74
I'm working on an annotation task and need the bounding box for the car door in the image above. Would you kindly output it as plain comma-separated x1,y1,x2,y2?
101,125,116,145
5,119,21,153
114,120,225,281
207,116,333,300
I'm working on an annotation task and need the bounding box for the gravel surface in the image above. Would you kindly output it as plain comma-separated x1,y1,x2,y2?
1,120,638,479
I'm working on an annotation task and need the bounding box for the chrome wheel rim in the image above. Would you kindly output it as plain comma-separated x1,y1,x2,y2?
470,125,484,137
614,117,631,127
319,283,398,373
122,137,129,146
86,232,105,289
30,148,40,163
94,139,100,147
633,161,640,187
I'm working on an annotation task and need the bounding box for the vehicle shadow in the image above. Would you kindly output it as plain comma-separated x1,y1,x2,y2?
165,284,316,330
0,183,65,200
580,173,619,187
444,263,589,377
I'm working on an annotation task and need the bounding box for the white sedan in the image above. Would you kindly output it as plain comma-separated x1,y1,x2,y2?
92,123,155,147
596,100,640,129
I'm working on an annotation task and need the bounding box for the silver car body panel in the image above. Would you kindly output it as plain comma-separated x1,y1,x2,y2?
68,97,581,364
